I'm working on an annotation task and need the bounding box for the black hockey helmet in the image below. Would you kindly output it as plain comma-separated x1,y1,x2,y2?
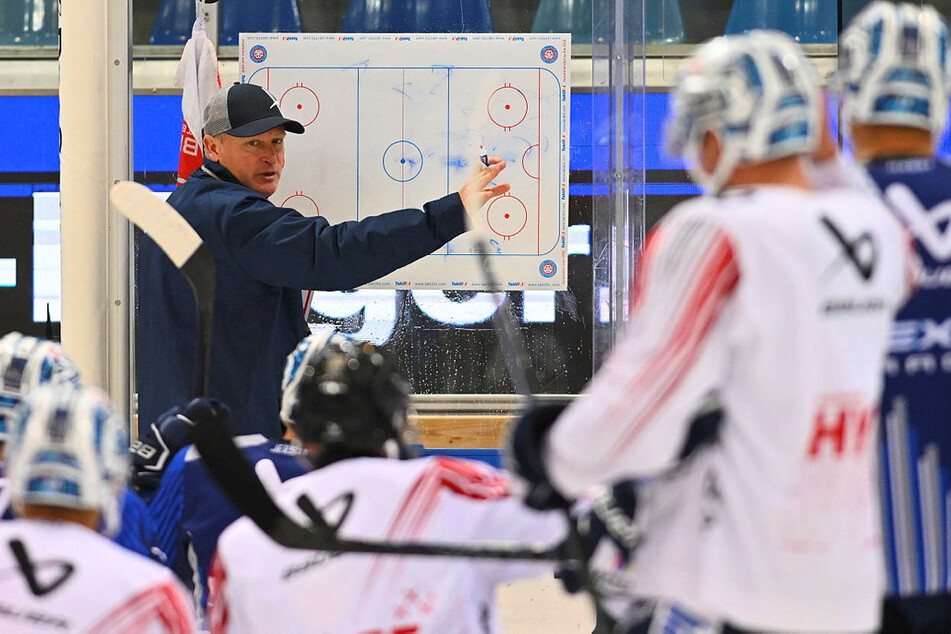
280,332,411,457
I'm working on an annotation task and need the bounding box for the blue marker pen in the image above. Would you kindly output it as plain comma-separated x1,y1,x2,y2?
479,144,489,167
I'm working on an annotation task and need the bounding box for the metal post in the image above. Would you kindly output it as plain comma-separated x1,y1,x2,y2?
590,0,647,369
60,0,132,416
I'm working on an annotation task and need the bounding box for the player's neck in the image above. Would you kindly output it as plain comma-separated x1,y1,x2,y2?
19,504,100,530
721,155,810,192
850,124,934,161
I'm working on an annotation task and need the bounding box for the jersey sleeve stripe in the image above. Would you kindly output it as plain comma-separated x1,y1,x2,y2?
631,225,666,312
207,554,229,634
89,580,195,634
607,230,739,457
363,472,441,599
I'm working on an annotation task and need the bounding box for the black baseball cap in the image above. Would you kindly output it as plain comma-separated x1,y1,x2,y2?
202,82,305,137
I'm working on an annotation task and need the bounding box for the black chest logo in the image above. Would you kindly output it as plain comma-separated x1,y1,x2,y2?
821,216,878,281
9,539,75,596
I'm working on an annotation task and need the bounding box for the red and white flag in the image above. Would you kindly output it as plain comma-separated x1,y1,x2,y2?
174,14,221,185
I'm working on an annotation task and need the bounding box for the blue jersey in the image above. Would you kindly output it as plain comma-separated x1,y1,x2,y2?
148,435,308,615
868,157,951,596
113,488,156,559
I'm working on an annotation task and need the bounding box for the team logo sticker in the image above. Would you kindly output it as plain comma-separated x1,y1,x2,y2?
540,46,558,64
539,260,557,278
249,45,268,63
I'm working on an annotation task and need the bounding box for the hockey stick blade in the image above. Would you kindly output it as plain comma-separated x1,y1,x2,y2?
191,406,566,561
110,181,215,396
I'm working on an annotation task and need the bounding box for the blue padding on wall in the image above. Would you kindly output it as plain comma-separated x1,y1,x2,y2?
0,95,183,176
420,447,503,468
1,91,942,188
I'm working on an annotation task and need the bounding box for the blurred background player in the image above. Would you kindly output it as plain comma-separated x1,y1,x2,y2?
0,383,195,633
203,332,567,633
507,29,919,633
0,331,80,466
0,331,156,559
832,2,951,629
0,332,82,521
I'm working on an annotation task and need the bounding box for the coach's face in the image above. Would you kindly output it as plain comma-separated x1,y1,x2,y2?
203,127,286,197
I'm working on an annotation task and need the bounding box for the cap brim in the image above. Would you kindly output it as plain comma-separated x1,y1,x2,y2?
227,116,305,137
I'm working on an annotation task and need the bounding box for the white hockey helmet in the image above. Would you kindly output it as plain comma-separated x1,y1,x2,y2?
834,2,951,135
665,30,821,192
6,384,129,536
0,332,80,443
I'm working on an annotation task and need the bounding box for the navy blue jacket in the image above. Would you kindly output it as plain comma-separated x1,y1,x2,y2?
137,160,467,437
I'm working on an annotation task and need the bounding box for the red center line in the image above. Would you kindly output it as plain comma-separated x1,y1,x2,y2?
537,69,542,256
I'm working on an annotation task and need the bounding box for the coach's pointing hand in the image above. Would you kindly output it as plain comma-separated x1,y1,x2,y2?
459,157,510,221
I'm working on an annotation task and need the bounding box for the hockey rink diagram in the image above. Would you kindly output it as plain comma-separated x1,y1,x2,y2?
240,34,570,290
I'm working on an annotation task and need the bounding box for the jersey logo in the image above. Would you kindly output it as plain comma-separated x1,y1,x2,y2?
886,182,951,262
8,539,75,596
300,491,354,532
807,394,875,459
820,215,877,281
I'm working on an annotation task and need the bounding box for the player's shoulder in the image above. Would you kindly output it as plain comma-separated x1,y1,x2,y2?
318,455,512,500
413,455,512,500
283,455,509,501
644,196,736,265
183,433,268,463
215,513,258,555
289,455,417,489
809,182,895,218
0,520,175,582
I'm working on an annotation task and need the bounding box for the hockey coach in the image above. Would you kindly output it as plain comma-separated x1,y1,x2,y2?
136,82,510,438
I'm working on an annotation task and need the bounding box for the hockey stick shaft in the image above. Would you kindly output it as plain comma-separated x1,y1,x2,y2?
473,239,534,398
470,231,615,630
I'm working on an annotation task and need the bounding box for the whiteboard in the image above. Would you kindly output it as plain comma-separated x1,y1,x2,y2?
239,33,570,291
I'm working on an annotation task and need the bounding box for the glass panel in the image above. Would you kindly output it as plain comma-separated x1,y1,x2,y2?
0,0,57,46
0,94,60,339
123,1,614,456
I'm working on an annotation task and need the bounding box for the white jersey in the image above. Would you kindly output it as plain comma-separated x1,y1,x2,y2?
548,185,918,631
208,456,566,634
0,519,195,633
